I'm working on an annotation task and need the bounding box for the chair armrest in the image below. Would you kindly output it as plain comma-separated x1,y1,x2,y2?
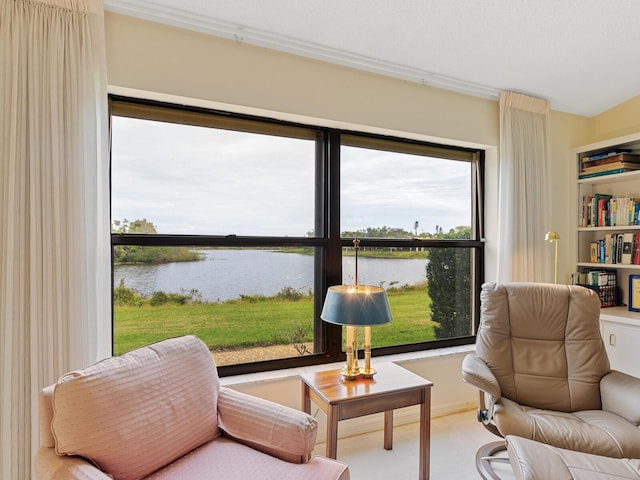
461,354,501,399
600,370,640,425
35,448,112,480
217,386,318,464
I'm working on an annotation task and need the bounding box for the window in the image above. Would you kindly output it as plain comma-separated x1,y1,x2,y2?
110,97,484,375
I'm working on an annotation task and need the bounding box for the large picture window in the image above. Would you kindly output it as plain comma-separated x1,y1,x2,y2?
110,97,484,375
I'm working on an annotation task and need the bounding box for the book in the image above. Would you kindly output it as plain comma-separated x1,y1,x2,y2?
581,161,640,175
581,149,632,163
616,233,623,263
597,196,612,226
581,195,593,227
579,168,635,179
633,233,640,265
622,233,633,264
581,152,640,167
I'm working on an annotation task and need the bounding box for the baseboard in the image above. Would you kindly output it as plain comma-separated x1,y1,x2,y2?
313,400,476,443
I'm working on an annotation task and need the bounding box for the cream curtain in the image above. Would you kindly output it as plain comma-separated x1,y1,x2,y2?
0,1,110,478
497,91,552,282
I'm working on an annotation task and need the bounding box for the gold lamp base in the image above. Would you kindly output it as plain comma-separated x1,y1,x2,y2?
341,334,376,381
340,366,377,381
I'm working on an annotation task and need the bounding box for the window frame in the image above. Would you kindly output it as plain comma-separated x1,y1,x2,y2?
109,95,484,376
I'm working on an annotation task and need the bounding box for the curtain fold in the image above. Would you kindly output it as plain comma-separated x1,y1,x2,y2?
497,91,552,282
0,0,110,478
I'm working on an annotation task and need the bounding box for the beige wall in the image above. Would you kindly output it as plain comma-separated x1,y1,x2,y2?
592,95,640,142
550,111,592,284
105,12,498,148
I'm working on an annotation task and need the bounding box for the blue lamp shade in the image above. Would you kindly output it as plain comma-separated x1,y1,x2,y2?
320,285,393,326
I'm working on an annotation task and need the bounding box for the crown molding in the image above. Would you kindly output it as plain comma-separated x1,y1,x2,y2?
103,0,501,101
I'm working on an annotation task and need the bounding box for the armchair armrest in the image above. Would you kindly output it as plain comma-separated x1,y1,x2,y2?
461,354,501,399
217,386,318,464
600,370,640,425
35,448,112,480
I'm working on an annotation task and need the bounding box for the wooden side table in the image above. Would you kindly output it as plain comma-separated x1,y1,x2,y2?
300,362,433,480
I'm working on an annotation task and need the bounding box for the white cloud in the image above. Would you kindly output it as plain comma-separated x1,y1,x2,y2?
111,116,472,236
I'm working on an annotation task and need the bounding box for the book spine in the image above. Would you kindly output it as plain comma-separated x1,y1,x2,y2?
579,168,628,179
634,234,640,265
622,233,633,264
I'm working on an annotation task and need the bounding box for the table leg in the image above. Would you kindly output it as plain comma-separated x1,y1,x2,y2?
326,405,339,459
302,383,311,414
384,410,393,450
419,387,431,480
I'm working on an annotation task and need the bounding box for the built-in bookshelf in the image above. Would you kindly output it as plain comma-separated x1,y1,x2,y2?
576,134,640,284
574,133,640,377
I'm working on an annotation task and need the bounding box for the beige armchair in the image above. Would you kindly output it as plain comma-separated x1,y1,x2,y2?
461,282,640,479
35,335,350,480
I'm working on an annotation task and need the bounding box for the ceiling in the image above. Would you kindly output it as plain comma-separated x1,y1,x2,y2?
103,0,640,117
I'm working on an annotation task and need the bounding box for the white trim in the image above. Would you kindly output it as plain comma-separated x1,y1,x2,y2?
103,0,500,101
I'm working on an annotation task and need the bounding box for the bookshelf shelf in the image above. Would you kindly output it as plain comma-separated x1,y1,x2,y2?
577,225,640,232
578,169,640,185
577,262,640,270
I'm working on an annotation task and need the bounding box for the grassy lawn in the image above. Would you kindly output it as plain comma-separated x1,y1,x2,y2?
114,287,435,356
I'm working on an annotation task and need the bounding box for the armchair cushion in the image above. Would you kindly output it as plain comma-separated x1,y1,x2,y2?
218,386,318,463
507,435,640,480
51,336,220,480
495,397,640,458
144,437,350,480
35,448,113,480
601,370,640,424
461,354,500,400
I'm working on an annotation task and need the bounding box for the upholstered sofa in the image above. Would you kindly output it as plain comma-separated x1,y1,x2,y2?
34,335,350,480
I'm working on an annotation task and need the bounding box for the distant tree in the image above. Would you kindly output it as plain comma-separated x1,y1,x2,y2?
341,226,413,239
112,218,157,234
426,226,472,339
112,219,202,264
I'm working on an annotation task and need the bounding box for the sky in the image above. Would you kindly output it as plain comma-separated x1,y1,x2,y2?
111,116,471,236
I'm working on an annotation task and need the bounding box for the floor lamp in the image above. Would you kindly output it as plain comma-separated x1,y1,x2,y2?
545,231,560,284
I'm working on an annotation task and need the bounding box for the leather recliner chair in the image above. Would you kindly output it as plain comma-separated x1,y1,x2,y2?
461,282,640,480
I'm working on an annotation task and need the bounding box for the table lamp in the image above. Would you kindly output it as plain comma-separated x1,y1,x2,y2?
320,239,393,380
545,231,560,284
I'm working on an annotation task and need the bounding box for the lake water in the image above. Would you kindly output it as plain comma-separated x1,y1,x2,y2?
114,249,428,302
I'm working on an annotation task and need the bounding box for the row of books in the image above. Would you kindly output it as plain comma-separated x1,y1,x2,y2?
580,194,640,227
570,269,616,287
589,233,640,265
569,269,618,307
579,151,640,179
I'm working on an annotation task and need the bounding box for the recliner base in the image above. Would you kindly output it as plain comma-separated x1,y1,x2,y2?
476,440,509,480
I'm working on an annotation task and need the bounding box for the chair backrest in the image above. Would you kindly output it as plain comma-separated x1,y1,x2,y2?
476,282,610,412
48,335,220,480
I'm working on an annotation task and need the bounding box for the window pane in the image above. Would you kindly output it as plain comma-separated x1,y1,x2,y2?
341,146,472,237
113,246,316,365
339,246,473,348
340,142,475,347
111,116,316,237
340,248,430,346
425,246,474,339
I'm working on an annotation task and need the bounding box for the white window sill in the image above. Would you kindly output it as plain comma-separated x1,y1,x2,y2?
220,343,475,388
